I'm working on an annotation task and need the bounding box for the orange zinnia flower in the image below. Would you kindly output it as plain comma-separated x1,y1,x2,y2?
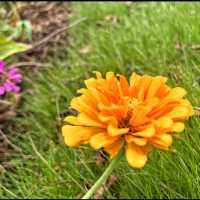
62,72,194,168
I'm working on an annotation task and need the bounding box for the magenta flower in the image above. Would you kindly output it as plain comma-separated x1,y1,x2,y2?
0,61,22,96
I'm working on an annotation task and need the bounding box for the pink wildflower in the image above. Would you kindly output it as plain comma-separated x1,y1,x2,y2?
0,61,22,96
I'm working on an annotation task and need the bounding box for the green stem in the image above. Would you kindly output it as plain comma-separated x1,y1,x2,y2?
82,147,124,199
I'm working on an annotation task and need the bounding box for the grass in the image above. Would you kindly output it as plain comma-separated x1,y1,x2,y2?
1,2,200,198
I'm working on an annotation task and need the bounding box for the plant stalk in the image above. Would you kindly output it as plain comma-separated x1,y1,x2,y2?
82,147,124,199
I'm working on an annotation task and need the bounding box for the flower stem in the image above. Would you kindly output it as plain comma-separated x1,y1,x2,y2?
82,148,124,199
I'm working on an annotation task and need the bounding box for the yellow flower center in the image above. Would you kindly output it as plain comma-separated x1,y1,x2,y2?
126,97,139,110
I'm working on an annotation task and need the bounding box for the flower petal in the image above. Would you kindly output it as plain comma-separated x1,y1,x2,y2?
126,143,148,168
148,101,180,119
11,85,20,93
77,113,106,128
9,74,22,83
98,114,118,127
4,82,13,92
95,71,102,79
129,73,141,87
171,122,185,132
150,133,172,149
119,75,130,96
130,105,152,127
64,116,81,125
133,125,155,138
0,86,5,95
106,72,120,100
164,106,189,120
138,75,153,99
164,87,187,100
146,76,167,99
156,84,170,99
125,135,147,146
8,67,19,76
104,140,123,159
89,132,119,149
179,99,194,116
154,116,173,130
98,103,128,120
70,97,98,118
107,125,129,136
62,125,102,147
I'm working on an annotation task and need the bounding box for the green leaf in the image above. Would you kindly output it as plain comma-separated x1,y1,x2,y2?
0,36,31,60
12,20,33,42
22,20,33,41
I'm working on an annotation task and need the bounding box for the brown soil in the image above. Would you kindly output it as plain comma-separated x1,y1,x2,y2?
16,1,71,61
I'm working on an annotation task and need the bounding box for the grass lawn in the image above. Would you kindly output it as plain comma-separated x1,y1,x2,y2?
1,2,200,198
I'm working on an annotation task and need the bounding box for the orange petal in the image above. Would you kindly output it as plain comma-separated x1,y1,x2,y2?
77,113,106,128
64,116,80,125
89,132,119,149
148,101,179,119
164,106,189,120
156,84,170,99
104,140,123,159
94,71,102,79
84,77,97,89
179,99,194,116
89,87,110,105
107,125,129,136
163,87,187,101
98,103,128,119
137,88,145,101
126,143,148,168
97,85,117,102
76,89,99,110
130,105,152,127
135,75,157,100
119,75,130,96
106,72,120,100
125,135,147,146
144,97,160,108
171,122,185,132
133,124,155,138
129,73,141,87
64,114,106,128
150,133,172,149
106,71,115,80
138,75,153,99
146,76,167,99
98,114,118,127
62,125,102,147
154,116,173,130
77,88,88,94
70,97,98,118
129,73,142,97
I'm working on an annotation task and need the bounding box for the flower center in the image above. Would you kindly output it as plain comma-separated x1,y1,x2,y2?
118,97,139,130
118,111,132,129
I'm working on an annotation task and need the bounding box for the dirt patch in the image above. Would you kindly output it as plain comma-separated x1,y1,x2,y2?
15,1,71,61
